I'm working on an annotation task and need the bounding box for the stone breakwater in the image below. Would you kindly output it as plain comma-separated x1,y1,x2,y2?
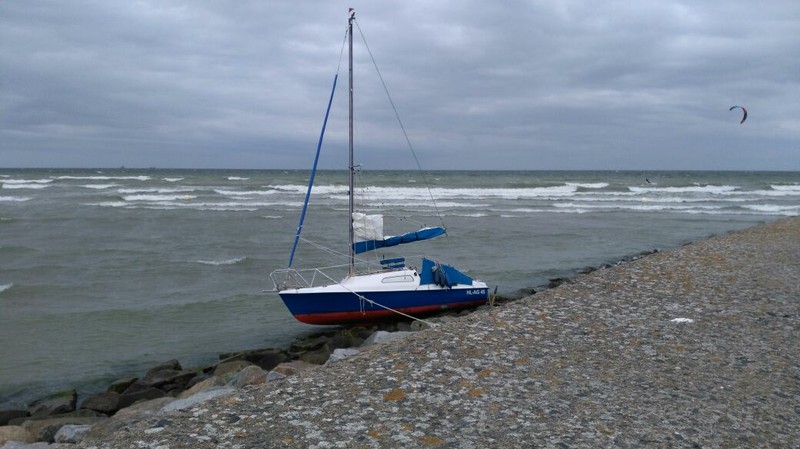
5,216,800,448
0,319,453,446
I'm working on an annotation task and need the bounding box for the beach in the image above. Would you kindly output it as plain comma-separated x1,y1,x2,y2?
71,216,799,448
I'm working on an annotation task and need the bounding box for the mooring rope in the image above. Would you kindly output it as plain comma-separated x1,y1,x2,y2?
315,268,439,327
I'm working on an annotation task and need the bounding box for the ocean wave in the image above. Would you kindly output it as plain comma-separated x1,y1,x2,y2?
2,179,53,184
118,188,195,194
227,177,250,181
629,185,738,194
58,175,151,181
270,183,582,200
2,182,50,190
0,196,31,202
81,184,118,190
742,204,800,215
194,257,246,266
0,284,11,294
754,186,800,196
566,182,609,189
447,212,489,217
163,178,184,182
770,184,800,191
88,200,292,211
122,194,197,202
554,202,724,212
214,189,276,197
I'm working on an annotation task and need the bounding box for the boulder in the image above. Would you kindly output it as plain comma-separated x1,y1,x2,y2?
79,391,120,415
270,360,318,378
218,348,290,371
53,424,91,444
234,365,267,387
326,348,361,365
28,390,77,419
266,370,286,382
362,331,414,346
0,425,35,444
0,411,29,427
145,359,182,375
213,360,252,378
328,333,365,350
82,397,175,443
160,387,236,413
20,415,105,443
118,386,165,410
298,344,332,365
185,372,211,390
178,377,222,399
289,335,330,354
106,377,137,394
135,368,197,391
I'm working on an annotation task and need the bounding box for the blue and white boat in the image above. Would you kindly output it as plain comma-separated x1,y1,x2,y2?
270,10,488,325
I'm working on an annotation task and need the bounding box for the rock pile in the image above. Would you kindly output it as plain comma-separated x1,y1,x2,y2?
2,246,625,448
0,315,472,447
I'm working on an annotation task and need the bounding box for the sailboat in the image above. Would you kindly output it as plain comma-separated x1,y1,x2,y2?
270,10,488,325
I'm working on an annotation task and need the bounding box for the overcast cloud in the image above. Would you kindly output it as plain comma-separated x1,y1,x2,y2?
1,1,798,170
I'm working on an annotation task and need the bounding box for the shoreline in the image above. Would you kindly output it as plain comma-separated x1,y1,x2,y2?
2,216,797,446
87,215,799,448
0,240,664,414
1,243,663,416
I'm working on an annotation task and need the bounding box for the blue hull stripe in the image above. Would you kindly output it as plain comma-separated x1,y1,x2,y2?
279,288,488,320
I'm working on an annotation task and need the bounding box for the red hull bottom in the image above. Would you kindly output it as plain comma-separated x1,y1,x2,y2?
293,299,488,325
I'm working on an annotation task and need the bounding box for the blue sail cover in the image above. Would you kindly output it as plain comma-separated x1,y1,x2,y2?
353,226,446,254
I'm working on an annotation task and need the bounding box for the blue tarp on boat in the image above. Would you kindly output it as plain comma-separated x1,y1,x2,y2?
352,226,446,254
419,258,475,287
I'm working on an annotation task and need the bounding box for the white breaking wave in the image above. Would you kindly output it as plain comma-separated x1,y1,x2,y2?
2,183,50,190
629,185,738,194
0,284,12,294
82,184,118,190
566,182,609,189
752,187,800,197
122,194,197,202
2,179,53,184
214,189,276,197
163,178,184,182
771,184,800,192
118,188,195,194
227,177,249,181
194,257,246,266
0,196,31,202
742,204,800,215
58,175,150,181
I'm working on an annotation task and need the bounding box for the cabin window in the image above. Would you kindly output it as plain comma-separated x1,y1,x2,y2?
382,275,415,284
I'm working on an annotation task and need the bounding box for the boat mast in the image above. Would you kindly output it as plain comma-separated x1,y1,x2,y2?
347,9,355,273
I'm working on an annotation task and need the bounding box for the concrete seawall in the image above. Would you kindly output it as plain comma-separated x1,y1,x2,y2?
86,217,799,448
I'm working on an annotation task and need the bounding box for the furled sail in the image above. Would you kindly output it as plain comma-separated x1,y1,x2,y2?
352,215,446,254
352,212,384,242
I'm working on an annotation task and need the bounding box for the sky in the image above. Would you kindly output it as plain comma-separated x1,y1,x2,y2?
1,1,798,171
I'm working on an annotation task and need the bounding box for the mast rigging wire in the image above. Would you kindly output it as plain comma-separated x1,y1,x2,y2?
352,19,447,232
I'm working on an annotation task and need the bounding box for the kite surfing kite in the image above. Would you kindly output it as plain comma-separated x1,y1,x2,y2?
729,105,747,124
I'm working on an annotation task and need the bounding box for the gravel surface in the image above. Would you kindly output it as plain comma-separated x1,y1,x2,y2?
84,217,800,448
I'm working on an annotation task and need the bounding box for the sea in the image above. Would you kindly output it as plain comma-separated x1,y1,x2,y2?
1,168,798,409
